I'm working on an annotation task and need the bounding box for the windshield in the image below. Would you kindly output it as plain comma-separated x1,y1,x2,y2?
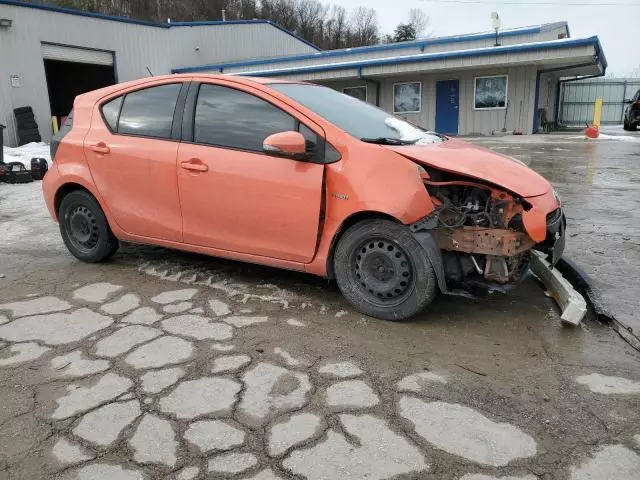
269,83,443,145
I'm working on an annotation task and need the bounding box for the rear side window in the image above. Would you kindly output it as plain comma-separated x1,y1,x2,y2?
102,96,122,131
194,84,296,152
106,84,181,139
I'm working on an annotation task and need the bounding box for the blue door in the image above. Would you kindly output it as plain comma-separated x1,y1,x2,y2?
435,80,459,135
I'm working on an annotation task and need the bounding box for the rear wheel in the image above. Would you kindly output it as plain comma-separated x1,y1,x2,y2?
624,117,630,130
333,218,437,321
58,190,119,262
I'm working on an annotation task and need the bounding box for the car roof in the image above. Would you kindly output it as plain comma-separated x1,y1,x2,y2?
80,74,303,100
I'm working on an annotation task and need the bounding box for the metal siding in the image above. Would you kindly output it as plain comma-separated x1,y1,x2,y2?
0,3,316,145
560,78,640,126
179,24,567,74
223,31,557,75
320,65,538,135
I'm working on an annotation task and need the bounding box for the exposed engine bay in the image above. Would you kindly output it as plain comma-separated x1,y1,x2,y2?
411,168,543,288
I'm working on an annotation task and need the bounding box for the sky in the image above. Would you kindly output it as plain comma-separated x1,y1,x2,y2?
336,0,638,77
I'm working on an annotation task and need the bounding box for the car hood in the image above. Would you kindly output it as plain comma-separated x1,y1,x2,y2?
386,137,551,197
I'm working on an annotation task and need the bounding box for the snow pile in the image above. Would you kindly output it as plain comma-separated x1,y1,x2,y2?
0,182,64,252
592,133,640,142
2,142,52,169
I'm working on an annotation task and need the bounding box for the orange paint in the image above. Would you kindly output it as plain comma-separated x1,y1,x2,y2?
44,74,560,278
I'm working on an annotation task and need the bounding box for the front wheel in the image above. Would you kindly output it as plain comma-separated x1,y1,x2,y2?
333,219,437,321
59,190,119,262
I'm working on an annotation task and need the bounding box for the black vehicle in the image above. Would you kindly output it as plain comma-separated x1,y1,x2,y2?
624,89,640,131
0,162,33,184
30,157,49,180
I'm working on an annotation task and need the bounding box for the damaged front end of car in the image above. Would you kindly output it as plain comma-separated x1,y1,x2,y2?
409,167,565,295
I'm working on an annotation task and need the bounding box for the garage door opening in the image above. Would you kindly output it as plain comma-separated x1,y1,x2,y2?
42,43,116,128
44,59,115,121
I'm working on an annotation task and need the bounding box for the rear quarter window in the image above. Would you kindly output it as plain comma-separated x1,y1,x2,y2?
101,96,122,131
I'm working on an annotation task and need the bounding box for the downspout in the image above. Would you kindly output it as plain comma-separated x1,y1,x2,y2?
357,67,381,107
533,71,541,134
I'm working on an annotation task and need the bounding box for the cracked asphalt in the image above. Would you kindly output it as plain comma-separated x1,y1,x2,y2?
1,133,640,480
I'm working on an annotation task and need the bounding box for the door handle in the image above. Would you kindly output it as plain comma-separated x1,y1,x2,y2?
181,160,208,172
89,142,110,154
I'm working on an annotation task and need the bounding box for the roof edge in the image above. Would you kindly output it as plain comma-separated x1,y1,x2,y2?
200,36,603,78
172,22,572,74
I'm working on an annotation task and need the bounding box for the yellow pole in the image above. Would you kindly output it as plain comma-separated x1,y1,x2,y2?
51,116,59,134
593,98,603,127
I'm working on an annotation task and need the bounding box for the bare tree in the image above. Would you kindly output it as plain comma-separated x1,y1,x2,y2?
408,8,429,38
323,4,347,49
349,6,379,47
30,0,384,49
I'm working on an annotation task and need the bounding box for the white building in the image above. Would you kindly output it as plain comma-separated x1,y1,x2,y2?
176,22,607,136
0,0,606,145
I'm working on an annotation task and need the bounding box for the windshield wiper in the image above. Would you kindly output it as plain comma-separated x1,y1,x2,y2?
360,137,416,145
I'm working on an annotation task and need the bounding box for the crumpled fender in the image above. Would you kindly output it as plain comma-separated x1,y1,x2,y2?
411,231,448,293
523,189,559,243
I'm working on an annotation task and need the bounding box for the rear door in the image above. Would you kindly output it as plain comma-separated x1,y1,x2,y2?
84,82,187,242
176,81,325,263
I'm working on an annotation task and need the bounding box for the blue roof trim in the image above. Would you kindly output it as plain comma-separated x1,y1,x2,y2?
172,23,557,74
0,0,321,50
208,36,604,78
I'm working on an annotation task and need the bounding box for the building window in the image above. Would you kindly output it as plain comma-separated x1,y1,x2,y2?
342,86,367,102
474,75,508,109
393,82,421,114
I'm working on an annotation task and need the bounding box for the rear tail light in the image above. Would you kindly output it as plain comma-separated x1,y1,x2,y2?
635,101,640,109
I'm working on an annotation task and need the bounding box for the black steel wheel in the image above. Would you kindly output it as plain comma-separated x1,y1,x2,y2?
353,238,414,306
59,190,119,262
333,218,437,321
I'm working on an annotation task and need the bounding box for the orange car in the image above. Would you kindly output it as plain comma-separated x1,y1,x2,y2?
43,74,565,320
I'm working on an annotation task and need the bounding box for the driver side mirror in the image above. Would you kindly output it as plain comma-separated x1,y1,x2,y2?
263,131,311,160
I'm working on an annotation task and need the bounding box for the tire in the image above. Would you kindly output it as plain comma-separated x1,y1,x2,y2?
17,120,38,130
14,112,35,123
623,118,630,130
333,218,437,321
13,106,33,115
18,127,40,137
58,190,119,262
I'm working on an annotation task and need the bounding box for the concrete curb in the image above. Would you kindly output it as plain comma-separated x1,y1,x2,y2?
530,250,587,326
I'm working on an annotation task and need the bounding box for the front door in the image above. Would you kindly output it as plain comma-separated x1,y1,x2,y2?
435,80,459,135
177,82,324,263
84,82,185,242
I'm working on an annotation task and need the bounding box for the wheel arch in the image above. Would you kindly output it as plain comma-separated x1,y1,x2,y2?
54,183,95,219
325,211,448,294
325,211,400,279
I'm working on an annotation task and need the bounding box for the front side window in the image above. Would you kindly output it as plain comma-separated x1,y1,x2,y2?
474,75,508,109
270,83,442,145
343,86,367,102
194,84,298,152
393,82,422,114
117,83,182,138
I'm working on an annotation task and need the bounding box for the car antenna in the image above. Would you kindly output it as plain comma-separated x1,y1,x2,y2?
145,66,154,77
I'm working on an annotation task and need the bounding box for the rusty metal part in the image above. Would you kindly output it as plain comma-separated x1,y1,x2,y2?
435,226,536,257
